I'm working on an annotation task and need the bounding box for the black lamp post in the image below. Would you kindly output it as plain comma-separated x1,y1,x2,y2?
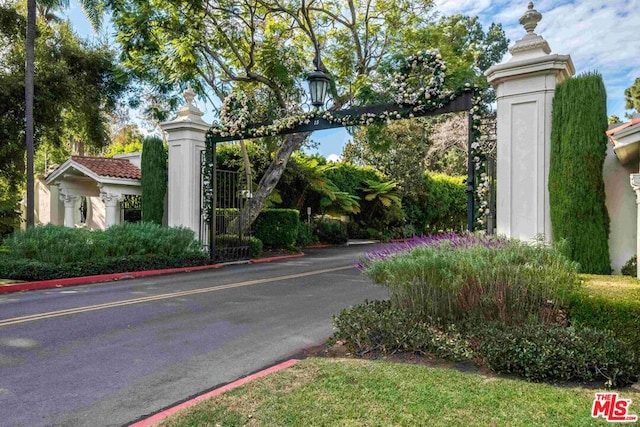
306,68,330,109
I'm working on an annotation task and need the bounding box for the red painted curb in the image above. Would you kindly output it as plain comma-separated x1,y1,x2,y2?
0,264,225,294
250,252,305,263
130,359,300,427
0,252,307,294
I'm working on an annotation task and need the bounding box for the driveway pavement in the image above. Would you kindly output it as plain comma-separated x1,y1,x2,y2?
0,245,389,426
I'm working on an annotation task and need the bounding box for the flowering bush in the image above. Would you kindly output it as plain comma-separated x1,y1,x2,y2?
360,234,579,327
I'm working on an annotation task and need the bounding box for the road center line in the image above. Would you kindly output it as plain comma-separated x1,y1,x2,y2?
0,266,353,327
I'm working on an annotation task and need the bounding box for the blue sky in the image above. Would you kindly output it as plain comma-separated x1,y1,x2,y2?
66,1,639,159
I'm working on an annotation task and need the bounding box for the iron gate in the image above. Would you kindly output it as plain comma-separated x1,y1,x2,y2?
120,194,142,223
200,150,251,262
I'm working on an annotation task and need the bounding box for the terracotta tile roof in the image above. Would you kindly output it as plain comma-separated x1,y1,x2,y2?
71,156,141,180
607,118,640,137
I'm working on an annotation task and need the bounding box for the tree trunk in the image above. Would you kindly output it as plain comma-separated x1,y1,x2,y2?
238,132,309,232
25,0,36,227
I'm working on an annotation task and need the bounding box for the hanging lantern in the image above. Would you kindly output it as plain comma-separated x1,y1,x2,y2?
307,69,330,109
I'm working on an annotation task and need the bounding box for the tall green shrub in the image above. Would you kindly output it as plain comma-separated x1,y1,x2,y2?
549,72,610,274
253,209,299,248
141,136,168,225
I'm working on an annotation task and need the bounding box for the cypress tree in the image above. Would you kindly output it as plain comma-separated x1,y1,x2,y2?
549,72,610,274
141,136,168,225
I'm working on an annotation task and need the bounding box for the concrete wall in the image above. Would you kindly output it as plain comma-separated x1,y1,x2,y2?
604,144,637,273
35,176,63,226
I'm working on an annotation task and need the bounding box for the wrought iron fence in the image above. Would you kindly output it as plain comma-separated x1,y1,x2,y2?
200,150,251,262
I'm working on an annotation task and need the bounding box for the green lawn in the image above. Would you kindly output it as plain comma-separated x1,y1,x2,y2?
159,358,640,426
581,274,640,300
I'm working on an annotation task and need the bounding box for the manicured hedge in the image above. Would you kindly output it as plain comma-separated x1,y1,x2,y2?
403,173,466,235
253,209,299,248
0,253,210,281
0,223,208,280
549,72,610,274
141,136,168,225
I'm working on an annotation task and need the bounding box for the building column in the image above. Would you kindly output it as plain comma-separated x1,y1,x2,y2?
100,191,122,228
630,174,640,278
485,3,574,242
60,193,77,228
160,87,210,235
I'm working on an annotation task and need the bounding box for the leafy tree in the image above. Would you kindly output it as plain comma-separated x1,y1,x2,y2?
624,77,640,116
105,125,144,157
608,115,622,125
141,136,167,224
0,1,129,228
549,72,610,274
344,14,506,191
104,0,459,231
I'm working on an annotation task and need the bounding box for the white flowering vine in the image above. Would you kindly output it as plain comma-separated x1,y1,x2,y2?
205,49,495,231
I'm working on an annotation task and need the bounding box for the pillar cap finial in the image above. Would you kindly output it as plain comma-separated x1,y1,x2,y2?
519,2,542,34
184,85,196,106
508,2,550,58
174,85,206,122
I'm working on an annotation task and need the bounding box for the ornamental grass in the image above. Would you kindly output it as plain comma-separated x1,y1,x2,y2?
361,234,580,327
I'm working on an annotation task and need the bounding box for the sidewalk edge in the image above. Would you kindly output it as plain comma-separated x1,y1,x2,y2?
129,359,300,427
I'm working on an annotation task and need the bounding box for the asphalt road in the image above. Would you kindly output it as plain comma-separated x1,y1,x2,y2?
0,245,389,427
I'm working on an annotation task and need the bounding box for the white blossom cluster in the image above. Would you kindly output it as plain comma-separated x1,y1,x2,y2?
208,51,458,140
469,93,497,229
476,172,492,226
218,93,251,137
391,50,447,107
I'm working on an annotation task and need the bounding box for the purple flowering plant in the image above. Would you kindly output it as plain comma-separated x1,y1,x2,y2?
356,232,508,270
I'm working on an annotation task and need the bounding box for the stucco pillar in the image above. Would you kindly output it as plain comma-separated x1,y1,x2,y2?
100,191,121,228
485,2,574,242
630,174,640,278
160,88,210,235
60,193,77,228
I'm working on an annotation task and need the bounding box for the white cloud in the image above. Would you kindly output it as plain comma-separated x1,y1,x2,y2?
326,154,342,163
434,0,640,117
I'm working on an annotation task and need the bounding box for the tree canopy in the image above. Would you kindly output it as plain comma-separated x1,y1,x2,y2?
0,1,129,183
0,0,130,233
625,77,640,116
101,0,506,229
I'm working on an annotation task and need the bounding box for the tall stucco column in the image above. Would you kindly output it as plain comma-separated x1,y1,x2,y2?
160,88,210,235
100,191,122,228
630,174,640,278
485,2,574,242
60,193,77,228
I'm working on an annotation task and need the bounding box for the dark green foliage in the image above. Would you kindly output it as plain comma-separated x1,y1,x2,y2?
332,300,473,361
621,256,637,277
568,290,640,349
0,223,207,280
253,209,299,248
332,301,640,387
549,73,611,274
214,235,263,259
296,221,319,247
0,186,20,243
476,323,639,386
0,253,210,281
325,163,379,196
404,173,466,234
141,136,168,225
315,218,348,244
